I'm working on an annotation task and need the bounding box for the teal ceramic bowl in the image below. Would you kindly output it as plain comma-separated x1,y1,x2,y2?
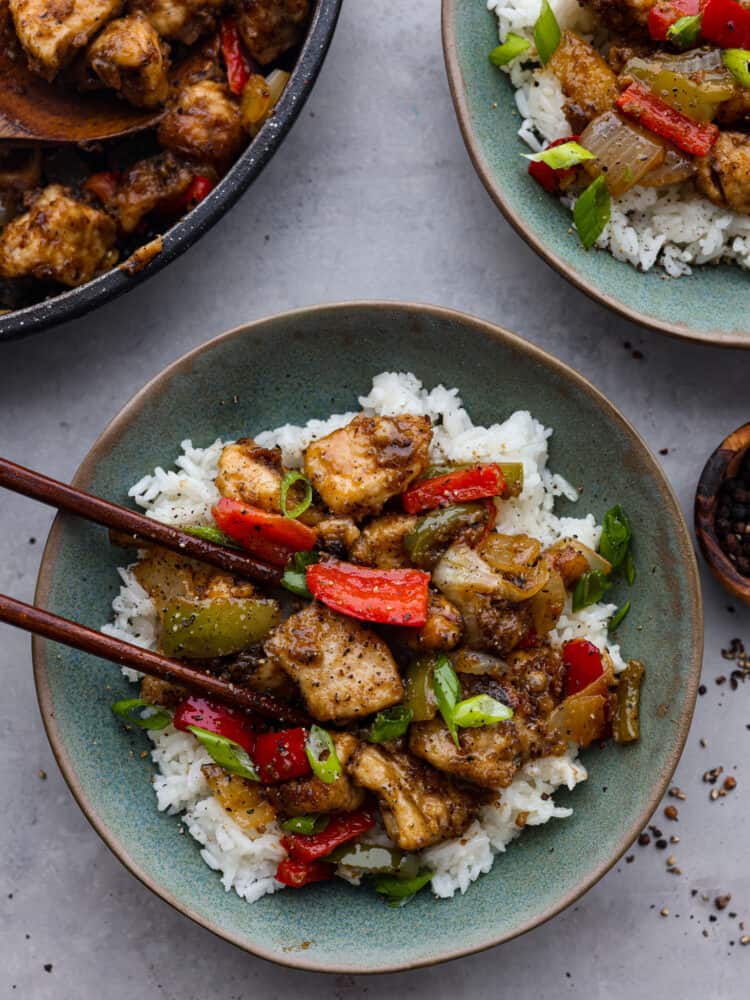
33,302,702,972
442,1,750,348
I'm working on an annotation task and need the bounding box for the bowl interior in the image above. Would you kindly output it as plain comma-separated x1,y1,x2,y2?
443,0,750,348
34,303,702,972
0,0,342,343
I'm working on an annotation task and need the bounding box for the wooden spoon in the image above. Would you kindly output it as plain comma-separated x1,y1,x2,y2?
0,45,161,143
695,422,750,606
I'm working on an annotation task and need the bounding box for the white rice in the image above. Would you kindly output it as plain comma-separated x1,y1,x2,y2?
487,0,750,275
105,372,625,902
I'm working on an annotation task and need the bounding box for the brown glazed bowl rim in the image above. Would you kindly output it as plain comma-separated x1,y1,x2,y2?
0,0,342,343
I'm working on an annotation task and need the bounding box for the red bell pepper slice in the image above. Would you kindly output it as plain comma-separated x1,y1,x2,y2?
253,728,311,783
281,809,376,862
212,497,316,567
181,175,215,211
701,0,750,48
173,697,257,755
648,0,701,41
563,639,605,697
402,464,507,515
616,82,718,156
82,170,120,205
306,561,430,627
275,858,334,887
220,18,251,95
527,135,581,194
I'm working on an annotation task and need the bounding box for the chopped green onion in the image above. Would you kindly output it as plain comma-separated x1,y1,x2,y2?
281,549,319,597
599,504,632,570
623,550,637,586
188,726,260,781
281,814,330,835
489,33,531,67
368,705,413,743
305,725,342,784
524,141,596,170
533,0,561,65
609,601,631,632
452,693,514,728
182,525,240,548
432,655,461,747
329,843,417,876
373,869,434,908
667,13,702,50
723,48,750,87
572,569,611,612
280,470,313,519
111,698,171,730
574,176,611,250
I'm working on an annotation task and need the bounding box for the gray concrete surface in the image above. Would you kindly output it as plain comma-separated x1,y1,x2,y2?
1,1,750,996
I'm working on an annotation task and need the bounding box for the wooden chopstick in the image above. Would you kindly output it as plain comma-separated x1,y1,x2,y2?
0,457,281,586
2,593,310,725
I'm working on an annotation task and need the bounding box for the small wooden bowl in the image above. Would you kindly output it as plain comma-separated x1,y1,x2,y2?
695,423,750,606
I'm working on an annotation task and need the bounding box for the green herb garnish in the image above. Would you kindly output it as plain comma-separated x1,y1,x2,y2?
111,698,171,730
452,693,514,728
280,470,313,519
524,141,595,170
599,504,632,570
281,814,330,835
305,725,341,784
188,726,260,781
373,869,434,908
533,0,561,64
182,525,240,548
368,705,414,743
489,33,531,67
574,176,611,250
572,569,611,612
723,48,750,87
281,549,319,597
432,655,461,747
667,13,702,50
609,601,631,632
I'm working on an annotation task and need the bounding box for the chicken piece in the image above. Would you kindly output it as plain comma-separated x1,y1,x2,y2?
265,604,403,723
545,542,590,589
304,415,432,519
109,153,194,234
268,733,365,816
158,79,246,168
131,0,223,44
235,0,309,66
139,674,186,707
605,40,650,75
587,0,656,34
87,14,169,107
718,88,750,127
349,513,418,568
548,32,619,131
314,516,361,558
0,185,116,287
347,744,477,851
696,132,750,216
9,0,122,80
409,718,519,789
213,646,298,698
402,591,463,653
202,765,277,834
216,438,286,511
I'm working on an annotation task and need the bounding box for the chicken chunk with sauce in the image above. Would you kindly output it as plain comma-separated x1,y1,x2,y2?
265,604,403,723
9,0,122,79
87,14,169,108
349,513,418,568
235,0,310,66
159,79,246,168
131,0,223,45
696,131,750,216
588,0,656,33
548,32,619,131
304,415,432,519
347,743,478,851
0,185,117,286
202,765,277,834
108,152,194,234
268,733,365,816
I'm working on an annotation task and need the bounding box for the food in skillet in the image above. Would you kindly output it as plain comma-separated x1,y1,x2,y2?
0,0,309,310
487,0,750,275
106,373,642,905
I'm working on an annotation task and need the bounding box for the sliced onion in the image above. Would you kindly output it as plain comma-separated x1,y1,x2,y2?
639,145,696,187
530,569,566,637
451,649,508,676
580,111,665,197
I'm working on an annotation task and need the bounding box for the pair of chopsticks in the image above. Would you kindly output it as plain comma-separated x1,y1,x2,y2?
0,457,309,726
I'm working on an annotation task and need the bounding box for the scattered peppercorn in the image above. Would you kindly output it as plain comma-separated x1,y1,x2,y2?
638,832,651,846
714,453,750,575
716,895,732,911
664,805,679,821
723,776,737,792
656,838,668,849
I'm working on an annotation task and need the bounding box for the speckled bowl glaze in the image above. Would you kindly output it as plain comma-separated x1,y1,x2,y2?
443,0,750,348
33,302,702,972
